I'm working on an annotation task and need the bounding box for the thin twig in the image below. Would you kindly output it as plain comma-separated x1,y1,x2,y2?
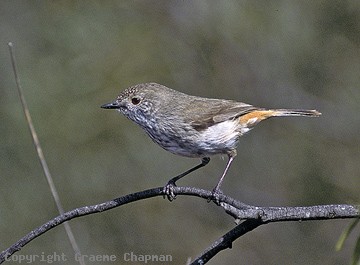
191,219,264,264
7,42,85,265
0,186,358,264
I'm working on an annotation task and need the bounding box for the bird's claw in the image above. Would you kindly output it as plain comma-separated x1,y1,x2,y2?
208,188,224,205
163,181,177,201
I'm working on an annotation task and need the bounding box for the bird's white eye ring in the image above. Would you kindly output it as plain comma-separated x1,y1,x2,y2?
131,97,141,105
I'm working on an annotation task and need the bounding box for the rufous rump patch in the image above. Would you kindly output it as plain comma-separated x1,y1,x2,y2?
239,110,276,126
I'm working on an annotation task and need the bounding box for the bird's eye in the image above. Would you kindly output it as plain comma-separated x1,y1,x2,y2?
131,97,141,105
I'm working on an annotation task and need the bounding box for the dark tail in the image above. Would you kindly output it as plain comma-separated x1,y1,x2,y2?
238,109,321,127
270,109,321,117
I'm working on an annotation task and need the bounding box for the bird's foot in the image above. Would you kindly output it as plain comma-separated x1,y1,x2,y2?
163,180,177,202
208,188,224,205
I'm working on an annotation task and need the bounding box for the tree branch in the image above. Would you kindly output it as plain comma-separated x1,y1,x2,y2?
191,203,359,264
0,186,358,264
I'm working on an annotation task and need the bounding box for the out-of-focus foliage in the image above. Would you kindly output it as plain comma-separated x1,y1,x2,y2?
336,219,360,265
0,1,359,264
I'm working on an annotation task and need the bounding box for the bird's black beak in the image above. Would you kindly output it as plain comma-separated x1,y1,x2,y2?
101,101,120,109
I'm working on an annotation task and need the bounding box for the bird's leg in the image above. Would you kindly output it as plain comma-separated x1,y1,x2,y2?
211,151,236,204
163,157,210,201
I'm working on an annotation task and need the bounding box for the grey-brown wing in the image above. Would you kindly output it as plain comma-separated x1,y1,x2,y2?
183,98,257,131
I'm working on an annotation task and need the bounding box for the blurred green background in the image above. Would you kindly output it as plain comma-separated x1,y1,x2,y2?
1,1,359,264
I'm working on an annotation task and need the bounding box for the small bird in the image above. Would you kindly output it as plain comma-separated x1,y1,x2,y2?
101,83,321,201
